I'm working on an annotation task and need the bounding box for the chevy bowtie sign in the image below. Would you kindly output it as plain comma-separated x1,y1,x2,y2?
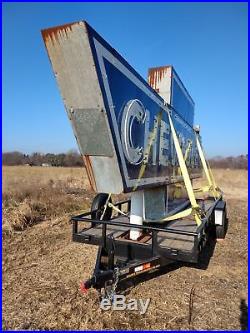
42,21,201,194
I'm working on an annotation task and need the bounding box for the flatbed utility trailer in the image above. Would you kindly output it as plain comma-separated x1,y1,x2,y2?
71,194,227,299
41,21,228,301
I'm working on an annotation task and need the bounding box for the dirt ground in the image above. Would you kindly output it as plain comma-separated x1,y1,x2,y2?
2,167,248,330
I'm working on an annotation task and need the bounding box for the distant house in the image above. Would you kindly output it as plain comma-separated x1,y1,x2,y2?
41,163,51,167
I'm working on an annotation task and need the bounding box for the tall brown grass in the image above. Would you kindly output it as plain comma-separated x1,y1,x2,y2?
2,166,247,234
194,168,248,200
2,166,93,234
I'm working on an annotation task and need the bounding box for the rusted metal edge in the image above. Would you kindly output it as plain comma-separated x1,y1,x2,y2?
41,21,86,44
148,65,172,89
83,155,97,192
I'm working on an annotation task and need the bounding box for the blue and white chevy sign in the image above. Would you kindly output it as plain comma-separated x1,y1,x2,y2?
42,21,201,194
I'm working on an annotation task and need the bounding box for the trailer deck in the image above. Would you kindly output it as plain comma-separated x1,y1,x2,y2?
71,195,227,297
72,196,220,263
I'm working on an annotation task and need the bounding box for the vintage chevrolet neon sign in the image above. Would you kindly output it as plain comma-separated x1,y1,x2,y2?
120,99,200,168
42,21,201,194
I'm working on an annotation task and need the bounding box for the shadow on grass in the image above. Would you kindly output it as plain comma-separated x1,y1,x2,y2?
240,299,248,330
117,234,217,296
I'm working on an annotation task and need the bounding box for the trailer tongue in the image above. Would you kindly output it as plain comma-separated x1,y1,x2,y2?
41,21,227,301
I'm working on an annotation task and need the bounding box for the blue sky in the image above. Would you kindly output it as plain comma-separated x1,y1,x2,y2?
2,2,248,157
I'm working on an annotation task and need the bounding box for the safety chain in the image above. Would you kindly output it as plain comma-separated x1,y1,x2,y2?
101,267,120,303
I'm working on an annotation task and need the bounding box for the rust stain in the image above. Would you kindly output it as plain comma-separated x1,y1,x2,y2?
41,22,77,45
83,155,97,192
148,65,171,90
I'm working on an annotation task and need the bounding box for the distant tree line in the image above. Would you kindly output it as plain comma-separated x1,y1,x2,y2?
208,155,248,170
2,151,248,169
2,150,84,167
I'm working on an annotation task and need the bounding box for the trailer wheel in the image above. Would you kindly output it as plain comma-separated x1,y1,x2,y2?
91,193,112,221
215,209,227,239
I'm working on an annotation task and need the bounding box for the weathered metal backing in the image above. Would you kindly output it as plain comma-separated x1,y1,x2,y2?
90,156,125,193
70,108,113,156
42,22,123,193
148,66,172,103
143,186,167,220
148,66,195,126
42,22,103,112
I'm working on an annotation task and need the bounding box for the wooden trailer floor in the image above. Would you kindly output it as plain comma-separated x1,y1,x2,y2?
78,198,215,252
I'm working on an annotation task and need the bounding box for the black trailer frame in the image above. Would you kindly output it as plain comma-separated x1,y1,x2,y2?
71,195,226,298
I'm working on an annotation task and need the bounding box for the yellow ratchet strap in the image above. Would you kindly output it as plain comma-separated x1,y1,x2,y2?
100,193,112,220
107,202,128,216
177,140,192,176
195,134,221,199
158,207,192,222
132,111,163,191
167,111,202,226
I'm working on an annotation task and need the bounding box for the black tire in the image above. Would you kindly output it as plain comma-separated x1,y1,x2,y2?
91,193,112,221
215,210,227,239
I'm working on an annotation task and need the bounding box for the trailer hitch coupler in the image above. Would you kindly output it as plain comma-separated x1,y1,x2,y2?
80,270,115,294
80,276,96,294
80,281,88,294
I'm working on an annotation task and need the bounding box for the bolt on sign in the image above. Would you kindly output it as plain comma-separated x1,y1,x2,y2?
42,21,201,194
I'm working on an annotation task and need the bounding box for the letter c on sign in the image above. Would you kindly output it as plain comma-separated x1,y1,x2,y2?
121,99,146,165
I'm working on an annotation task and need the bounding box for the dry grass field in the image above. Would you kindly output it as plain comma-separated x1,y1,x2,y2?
2,166,248,330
